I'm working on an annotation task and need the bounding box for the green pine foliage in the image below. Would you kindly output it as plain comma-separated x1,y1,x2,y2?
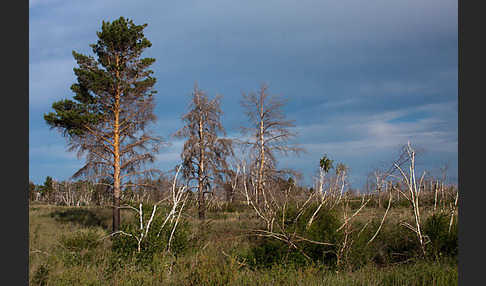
44,17,156,138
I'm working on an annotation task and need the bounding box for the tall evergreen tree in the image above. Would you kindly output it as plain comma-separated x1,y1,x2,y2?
175,83,232,219
44,17,161,232
40,176,54,203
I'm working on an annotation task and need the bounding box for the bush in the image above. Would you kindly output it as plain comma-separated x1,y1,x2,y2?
183,252,239,286
424,213,458,260
213,201,249,213
111,203,191,266
31,263,50,286
50,209,107,228
337,220,378,271
369,221,421,265
60,228,102,251
242,203,341,268
59,228,103,267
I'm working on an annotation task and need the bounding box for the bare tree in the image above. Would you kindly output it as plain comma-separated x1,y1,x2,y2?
240,84,303,207
175,83,233,219
393,142,428,256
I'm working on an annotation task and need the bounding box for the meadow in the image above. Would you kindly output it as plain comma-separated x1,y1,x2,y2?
29,190,458,286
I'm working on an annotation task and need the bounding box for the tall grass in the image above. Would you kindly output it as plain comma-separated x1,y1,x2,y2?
29,203,457,285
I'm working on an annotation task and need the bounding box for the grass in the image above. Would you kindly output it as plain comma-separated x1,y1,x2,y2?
29,203,457,285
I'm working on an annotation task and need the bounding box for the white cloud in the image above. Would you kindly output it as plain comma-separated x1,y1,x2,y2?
292,101,457,160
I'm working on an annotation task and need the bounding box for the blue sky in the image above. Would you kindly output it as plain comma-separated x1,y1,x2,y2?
29,0,458,189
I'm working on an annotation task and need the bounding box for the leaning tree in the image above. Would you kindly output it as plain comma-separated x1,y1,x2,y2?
175,83,233,219
44,17,162,232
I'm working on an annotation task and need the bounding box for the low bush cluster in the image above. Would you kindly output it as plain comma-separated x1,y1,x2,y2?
240,204,341,268
111,204,191,267
423,213,458,260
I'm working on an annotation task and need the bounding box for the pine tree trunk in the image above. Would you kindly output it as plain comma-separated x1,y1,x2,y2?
113,119,121,232
113,60,121,232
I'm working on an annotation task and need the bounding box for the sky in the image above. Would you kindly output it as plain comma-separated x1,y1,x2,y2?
29,0,458,190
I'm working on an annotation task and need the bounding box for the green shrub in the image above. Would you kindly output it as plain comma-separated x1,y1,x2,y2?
60,228,102,251
242,203,341,269
216,201,249,213
31,263,50,286
367,221,421,265
183,253,239,286
50,209,107,228
392,197,413,208
338,220,379,271
424,213,458,260
111,203,191,266
59,228,103,267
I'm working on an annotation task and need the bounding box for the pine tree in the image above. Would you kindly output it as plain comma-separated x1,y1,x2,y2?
44,17,161,232
40,176,54,203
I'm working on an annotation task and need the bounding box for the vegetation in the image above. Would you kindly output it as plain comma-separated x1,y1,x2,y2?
29,144,458,284
33,16,458,285
29,185,458,285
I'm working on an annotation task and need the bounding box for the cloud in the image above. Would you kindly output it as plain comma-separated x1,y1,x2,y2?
280,100,457,185
295,101,456,151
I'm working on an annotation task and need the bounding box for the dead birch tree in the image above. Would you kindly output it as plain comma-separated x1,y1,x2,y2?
240,84,302,208
393,141,428,257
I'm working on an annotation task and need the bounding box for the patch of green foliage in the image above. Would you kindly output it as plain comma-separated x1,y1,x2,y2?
50,208,107,228
58,228,104,267
110,203,191,267
423,213,458,260
242,203,341,269
31,263,50,286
